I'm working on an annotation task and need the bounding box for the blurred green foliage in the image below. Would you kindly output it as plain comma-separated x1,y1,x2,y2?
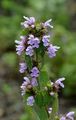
0,0,76,97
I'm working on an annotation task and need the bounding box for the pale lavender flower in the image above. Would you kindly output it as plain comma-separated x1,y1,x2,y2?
15,40,25,55
28,34,34,45
27,96,35,106
60,112,75,120
47,44,60,58
21,16,35,28
20,77,30,96
19,62,27,73
32,37,40,48
60,116,66,120
20,35,26,41
31,77,38,87
55,77,65,88
66,112,74,120
42,35,50,47
26,46,34,56
42,19,53,28
24,77,30,84
30,67,39,77
28,35,40,48
15,36,26,55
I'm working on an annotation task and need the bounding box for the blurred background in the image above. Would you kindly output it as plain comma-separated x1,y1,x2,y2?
0,0,76,120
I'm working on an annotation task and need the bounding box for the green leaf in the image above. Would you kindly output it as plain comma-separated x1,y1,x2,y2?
50,93,58,120
43,91,54,106
25,55,33,70
35,92,44,107
38,71,49,88
34,104,48,120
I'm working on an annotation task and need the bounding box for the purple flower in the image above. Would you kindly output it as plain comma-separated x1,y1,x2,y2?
28,35,40,48
21,16,35,28
28,34,34,45
20,35,26,41
27,96,35,106
60,116,66,120
20,77,30,96
24,77,30,84
15,36,26,55
19,62,27,73
42,35,50,47
55,77,65,88
47,44,60,58
60,111,75,120
26,46,34,56
66,112,74,120
30,67,39,77
42,19,53,28
31,77,38,87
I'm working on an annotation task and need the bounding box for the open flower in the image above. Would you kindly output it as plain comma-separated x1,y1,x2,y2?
15,36,26,55
60,111,74,120
66,111,75,120
55,77,65,88
19,62,27,73
28,34,40,48
21,16,35,28
42,19,53,28
20,77,30,96
31,77,38,87
30,67,39,77
26,46,34,56
47,44,60,58
42,35,50,47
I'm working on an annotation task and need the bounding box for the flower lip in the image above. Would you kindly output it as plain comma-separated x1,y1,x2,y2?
55,77,65,88
47,44,60,58
42,19,53,28
66,111,75,120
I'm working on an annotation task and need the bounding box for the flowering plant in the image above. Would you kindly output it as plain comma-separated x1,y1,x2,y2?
15,17,74,120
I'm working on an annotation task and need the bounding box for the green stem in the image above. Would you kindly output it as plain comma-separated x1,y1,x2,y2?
49,93,58,120
34,104,49,120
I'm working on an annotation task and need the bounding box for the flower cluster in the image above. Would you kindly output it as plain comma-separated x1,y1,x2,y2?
20,66,39,105
15,16,60,58
15,16,75,120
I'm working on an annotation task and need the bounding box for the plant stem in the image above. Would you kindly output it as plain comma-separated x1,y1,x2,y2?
34,104,49,120
49,93,58,120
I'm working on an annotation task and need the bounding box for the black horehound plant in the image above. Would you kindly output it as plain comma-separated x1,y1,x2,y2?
15,16,74,120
